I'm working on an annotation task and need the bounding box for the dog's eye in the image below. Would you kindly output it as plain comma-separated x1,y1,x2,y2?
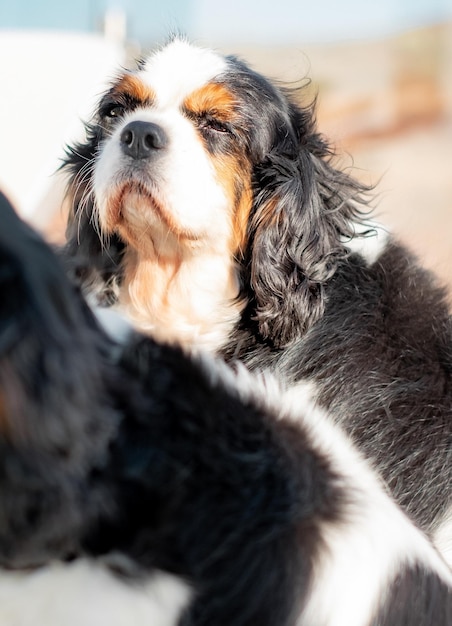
197,115,230,135
204,118,229,133
101,104,125,120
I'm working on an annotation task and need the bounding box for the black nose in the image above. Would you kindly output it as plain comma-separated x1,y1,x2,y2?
120,121,168,160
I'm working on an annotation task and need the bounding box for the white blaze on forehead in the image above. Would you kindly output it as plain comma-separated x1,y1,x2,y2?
140,39,228,108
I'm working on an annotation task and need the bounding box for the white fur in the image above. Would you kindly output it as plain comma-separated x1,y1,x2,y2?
202,362,452,625
280,383,452,626
116,248,243,352
94,39,230,244
342,220,389,266
94,306,133,345
94,281,243,353
434,506,452,570
0,561,191,626
141,39,227,110
94,107,232,243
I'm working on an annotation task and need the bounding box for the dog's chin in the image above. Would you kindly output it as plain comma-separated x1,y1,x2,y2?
103,182,156,230
100,182,199,254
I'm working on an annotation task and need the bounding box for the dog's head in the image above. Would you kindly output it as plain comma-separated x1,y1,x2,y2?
64,38,371,348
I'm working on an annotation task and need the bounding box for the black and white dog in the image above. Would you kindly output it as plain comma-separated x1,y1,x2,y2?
62,38,452,562
2,192,452,624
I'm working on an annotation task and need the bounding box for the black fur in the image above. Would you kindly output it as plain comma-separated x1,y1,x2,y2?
2,192,452,624
87,335,331,626
372,564,452,625
0,191,119,569
217,58,452,539
62,127,125,305
223,241,452,534
1,192,332,624
0,191,336,625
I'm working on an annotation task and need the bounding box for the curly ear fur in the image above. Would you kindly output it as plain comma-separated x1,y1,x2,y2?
246,101,372,349
61,129,124,305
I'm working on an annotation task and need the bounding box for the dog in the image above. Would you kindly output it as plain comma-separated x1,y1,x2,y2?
3,190,452,623
62,37,452,562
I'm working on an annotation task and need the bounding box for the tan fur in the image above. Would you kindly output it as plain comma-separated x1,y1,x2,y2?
110,74,155,106
118,246,244,351
104,183,201,246
183,83,237,122
213,155,253,256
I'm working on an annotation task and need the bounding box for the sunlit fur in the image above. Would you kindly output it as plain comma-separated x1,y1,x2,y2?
2,191,452,625
63,38,452,562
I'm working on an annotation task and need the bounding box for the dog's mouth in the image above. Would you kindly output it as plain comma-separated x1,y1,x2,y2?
108,181,160,226
103,181,199,247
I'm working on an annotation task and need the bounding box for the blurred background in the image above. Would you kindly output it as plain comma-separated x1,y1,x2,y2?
1,1,451,289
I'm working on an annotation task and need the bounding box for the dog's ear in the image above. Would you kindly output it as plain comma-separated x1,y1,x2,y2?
247,102,370,349
61,132,124,304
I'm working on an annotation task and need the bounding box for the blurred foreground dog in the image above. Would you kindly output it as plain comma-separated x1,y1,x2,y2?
1,189,452,624
63,38,452,561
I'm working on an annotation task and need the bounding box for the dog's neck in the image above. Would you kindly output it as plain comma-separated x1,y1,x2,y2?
116,246,244,352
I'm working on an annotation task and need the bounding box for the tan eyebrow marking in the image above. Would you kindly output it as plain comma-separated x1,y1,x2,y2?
110,74,156,105
183,83,237,120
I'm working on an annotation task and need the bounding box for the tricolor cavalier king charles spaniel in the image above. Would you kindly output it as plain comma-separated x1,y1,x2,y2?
63,39,452,566
2,189,452,624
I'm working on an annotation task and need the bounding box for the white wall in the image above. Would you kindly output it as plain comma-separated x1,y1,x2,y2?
0,31,124,226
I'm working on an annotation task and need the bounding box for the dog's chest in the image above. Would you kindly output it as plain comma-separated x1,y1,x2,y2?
118,251,243,351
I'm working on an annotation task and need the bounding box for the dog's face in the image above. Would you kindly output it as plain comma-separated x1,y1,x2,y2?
65,38,372,349
88,39,292,259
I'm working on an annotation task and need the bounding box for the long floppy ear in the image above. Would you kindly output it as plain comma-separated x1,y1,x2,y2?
60,130,125,305
247,102,371,349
